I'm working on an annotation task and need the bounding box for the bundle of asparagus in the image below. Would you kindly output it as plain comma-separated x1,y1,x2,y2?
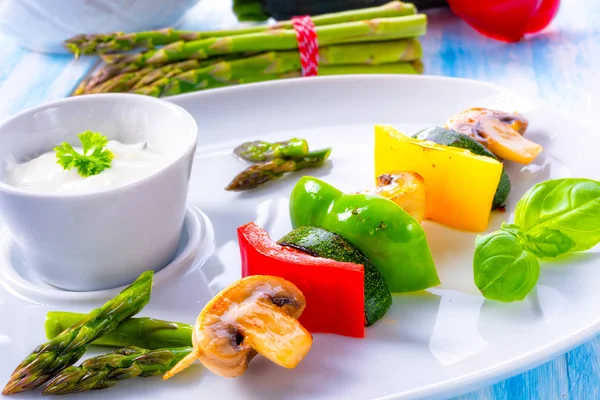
66,1,427,97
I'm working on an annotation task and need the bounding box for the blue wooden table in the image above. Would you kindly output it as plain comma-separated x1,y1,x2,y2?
0,0,597,398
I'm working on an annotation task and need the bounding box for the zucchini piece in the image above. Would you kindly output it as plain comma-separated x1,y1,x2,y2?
278,226,392,327
413,126,511,209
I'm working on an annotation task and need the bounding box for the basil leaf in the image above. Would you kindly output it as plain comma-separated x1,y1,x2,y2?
515,178,600,253
473,229,540,302
523,227,576,258
500,222,523,237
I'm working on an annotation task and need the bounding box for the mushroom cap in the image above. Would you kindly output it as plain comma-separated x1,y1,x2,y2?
192,275,309,377
446,107,529,146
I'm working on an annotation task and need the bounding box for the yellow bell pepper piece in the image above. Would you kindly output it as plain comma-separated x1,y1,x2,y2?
374,125,502,232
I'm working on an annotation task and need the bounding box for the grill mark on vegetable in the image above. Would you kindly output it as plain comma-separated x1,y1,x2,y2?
235,331,244,346
271,297,298,308
376,222,388,231
378,174,394,186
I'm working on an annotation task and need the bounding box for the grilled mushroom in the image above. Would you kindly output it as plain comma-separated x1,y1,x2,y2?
446,107,542,164
375,172,426,223
164,275,312,379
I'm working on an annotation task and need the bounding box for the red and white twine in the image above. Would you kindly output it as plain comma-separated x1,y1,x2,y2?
291,16,319,77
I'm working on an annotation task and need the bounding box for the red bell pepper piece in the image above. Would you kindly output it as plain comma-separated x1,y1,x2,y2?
448,0,560,42
238,222,365,338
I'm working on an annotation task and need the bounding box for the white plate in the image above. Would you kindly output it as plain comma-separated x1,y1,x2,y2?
1,75,599,400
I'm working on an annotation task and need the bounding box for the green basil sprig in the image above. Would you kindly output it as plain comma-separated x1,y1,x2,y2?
474,178,600,302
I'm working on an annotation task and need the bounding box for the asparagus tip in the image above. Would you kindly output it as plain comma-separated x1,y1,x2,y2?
2,377,27,395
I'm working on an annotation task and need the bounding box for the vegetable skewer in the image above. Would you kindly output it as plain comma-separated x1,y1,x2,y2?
2,271,153,395
66,1,417,55
43,347,193,396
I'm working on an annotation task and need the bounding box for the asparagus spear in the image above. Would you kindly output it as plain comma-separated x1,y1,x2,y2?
320,38,422,65
65,28,205,57
128,40,422,97
45,312,193,349
244,61,425,78
102,15,427,66
77,55,245,95
225,148,332,191
42,347,193,395
87,67,154,94
66,1,417,55
72,62,142,95
234,138,309,162
132,61,423,97
134,51,302,97
2,271,153,395
227,63,424,88
319,60,424,75
132,59,204,90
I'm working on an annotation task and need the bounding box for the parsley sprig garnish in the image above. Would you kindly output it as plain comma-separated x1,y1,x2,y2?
54,131,114,178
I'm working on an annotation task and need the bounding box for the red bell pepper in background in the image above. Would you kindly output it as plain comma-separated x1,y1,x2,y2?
238,222,365,338
448,0,560,42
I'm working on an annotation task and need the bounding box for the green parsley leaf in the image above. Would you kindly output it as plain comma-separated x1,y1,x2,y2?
54,131,114,178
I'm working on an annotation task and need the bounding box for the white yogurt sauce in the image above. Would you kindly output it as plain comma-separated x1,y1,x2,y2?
4,141,173,194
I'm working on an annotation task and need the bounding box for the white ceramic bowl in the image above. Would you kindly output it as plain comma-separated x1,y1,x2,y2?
0,0,201,54
0,94,198,291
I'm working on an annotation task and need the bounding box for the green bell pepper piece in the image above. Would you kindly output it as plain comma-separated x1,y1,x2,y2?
289,176,439,293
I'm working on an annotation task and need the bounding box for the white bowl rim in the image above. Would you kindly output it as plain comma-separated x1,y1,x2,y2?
0,93,198,199
0,205,214,302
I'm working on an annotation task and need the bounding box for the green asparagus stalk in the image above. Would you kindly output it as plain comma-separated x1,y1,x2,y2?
228,62,423,86
320,60,424,75
128,39,422,97
2,271,153,395
134,51,302,97
66,1,417,55
77,55,247,95
73,62,142,95
133,60,422,97
132,59,204,90
87,67,154,94
45,312,193,349
225,148,332,191
320,38,422,65
239,61,424,80
102,15,427,66
65,28,205,57
236,72,300,84
234,138,310,162
42,347,193,395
